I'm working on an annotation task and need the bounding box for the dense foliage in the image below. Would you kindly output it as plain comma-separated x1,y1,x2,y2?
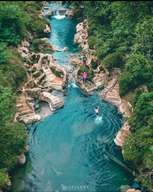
0,1,48,190
70,1,153,190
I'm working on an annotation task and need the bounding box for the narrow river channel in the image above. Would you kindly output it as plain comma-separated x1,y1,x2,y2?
12,3,131,192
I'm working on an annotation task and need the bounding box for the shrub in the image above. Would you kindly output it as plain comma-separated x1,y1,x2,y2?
30,38,53,53
0,169,10,189
102,51,125,71
119,53,153,96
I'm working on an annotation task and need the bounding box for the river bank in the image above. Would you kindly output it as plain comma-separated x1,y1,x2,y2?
73,19,132,149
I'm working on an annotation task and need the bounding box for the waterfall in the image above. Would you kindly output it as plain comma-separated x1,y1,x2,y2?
53,9,66,20
50,2,67,20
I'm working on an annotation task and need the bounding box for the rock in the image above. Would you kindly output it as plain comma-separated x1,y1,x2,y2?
102,77,121,106
43,24,51,37
7,180,11,187
25,145,29,152
126,189,141,192
52,45,68,52
74,20,89,50
120,185,131,192
39,91,64,111
18,153,26,165
18,46,30,58
19,114,41,124
119,99,132,118
21,40,30,48
16,47,67,125
114,121,131,147
93,72,107,88
66,9,75,17
70,56,82,66
100,72,133,148
26,87,42,98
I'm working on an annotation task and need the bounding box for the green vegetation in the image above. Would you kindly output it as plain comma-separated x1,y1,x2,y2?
103,51,125,71
30,38,53,54
78,65,94,81
69,1,153,190
50,67,64,78
0,169,10,189
0,1,48,190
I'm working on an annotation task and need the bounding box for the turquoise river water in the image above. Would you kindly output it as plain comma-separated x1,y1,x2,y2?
12,6,131,192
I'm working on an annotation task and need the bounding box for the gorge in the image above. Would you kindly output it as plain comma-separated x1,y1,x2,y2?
11,2,132,192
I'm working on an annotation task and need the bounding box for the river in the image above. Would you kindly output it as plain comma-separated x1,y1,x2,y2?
12,3,131,192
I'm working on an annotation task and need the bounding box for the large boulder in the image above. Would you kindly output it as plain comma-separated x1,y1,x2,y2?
43,24,51,37
18,114,41,124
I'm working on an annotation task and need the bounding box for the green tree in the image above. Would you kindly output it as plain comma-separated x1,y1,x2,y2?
119,53,153,96
0,3,28,46
133,16,153,60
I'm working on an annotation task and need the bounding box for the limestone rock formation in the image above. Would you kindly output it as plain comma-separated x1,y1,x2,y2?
44,24,51,33
100,73,132,147
16,42,67,124
15,93,41,124
101,73,132,118
18,153,26,165
126,189,141,192
39,91,64,111
74,20,89,50
70,55,82,66
114,122,131,147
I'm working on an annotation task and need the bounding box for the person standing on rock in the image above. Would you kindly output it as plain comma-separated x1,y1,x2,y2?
82,71,87,83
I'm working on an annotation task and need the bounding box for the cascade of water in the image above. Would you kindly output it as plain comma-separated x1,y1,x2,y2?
53,9,66,20
49,1,67,20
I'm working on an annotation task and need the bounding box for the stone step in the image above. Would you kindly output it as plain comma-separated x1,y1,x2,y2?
18,109,34,116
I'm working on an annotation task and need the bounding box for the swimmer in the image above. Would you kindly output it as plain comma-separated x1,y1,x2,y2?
94,106,100,116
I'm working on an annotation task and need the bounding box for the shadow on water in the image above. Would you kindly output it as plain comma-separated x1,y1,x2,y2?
11,3,132,192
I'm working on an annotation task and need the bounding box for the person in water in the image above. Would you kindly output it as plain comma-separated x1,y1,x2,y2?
94,106,100,116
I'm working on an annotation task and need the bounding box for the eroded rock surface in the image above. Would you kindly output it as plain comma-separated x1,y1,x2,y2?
16,40,67,124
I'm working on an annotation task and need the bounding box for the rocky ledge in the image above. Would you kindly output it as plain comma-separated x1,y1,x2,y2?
74,19,89,50
114,122,131,147
16,39,67,124
100,70,133,147
75,68,107,95
73,20,107,95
